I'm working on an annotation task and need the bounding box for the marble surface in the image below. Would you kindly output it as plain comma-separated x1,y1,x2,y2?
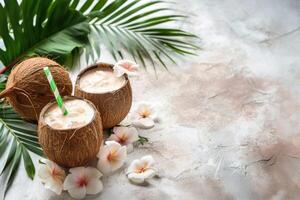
5,0,300,199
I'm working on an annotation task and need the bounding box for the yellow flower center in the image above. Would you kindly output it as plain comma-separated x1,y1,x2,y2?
51,168,59,176
107,150,118,162
137,167,146,174
139,109,151,118
50,167,64,182
118,134,128,144
136,166,147,173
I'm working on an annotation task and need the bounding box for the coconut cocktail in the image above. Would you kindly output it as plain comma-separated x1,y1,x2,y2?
75,63,132,129
38,96,103,168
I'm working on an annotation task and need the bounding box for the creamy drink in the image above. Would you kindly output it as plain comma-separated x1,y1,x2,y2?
79,69,126,93
75,63,132,129
44,99,94,130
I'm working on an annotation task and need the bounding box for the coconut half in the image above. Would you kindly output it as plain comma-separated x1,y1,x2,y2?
0,57,72,121
75,63,132,129
38,96,103,168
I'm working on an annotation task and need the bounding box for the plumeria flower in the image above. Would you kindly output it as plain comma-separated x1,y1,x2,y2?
131,103,159,129
126,155,157,184
113,60,139,77
108,126,139,153
97,141,127,174
38,160,66,195
63,167,103,199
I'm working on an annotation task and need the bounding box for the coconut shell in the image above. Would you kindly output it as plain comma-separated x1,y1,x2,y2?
75,63,132,129
38,96,103,168
0,57,72,121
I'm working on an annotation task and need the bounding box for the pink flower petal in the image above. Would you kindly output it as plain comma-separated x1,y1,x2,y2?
116,145,127,160
142,169,156,179
85,167,102,180
141,155,155,168
38,161,65,194
38,165,51,180
132,118,155,129
69,166,85,175
113,65,126,77
127,155,156,184
107,134,119,143
113,60,139,77
105,141,122,151
111,126,139,145
127,159,143,174
109,146,127,171
86,179,103,194
128,172,145,184
97,158,112,174
44,178,63,195
68,187,86,199
126,127,139,143
63,174,77,190
97,141,127,174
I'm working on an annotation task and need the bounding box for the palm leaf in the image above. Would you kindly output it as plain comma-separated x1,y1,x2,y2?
83,0,199,68
0,0,198,70
0,0,90,68
0,75,7,92
0,102,42,198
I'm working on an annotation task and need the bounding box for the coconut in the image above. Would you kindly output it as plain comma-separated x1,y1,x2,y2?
0,57,72,121
75,63,132,129
38,96,103,168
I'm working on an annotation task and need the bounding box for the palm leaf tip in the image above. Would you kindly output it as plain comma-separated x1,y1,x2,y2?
82,0,199,69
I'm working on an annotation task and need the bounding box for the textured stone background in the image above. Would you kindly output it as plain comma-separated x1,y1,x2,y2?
5,0,300,199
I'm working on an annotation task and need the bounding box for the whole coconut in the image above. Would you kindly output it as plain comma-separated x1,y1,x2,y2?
0,57,72,121
38,96,103,167
75,63,132,129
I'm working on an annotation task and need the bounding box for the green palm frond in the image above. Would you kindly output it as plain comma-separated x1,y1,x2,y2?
0,75,7,91
0,101,42,198
83,0,199,69
0,0,198,71
0,0,89,68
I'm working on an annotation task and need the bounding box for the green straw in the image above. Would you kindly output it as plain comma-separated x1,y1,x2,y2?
43,66,68,116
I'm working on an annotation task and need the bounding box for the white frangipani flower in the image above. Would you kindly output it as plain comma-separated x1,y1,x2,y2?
126,155,157,184
63,167,103,199
97,141,127,174
113,60,139,77
108,126,139,153
131,103,158,129
38,160,66,195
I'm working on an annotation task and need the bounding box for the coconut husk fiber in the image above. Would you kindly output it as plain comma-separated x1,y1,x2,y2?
38,96,103,168
0,57,72,121
75,63,132,129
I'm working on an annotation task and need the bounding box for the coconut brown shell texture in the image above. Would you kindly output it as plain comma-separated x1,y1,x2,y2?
38,96,103,168
75,63,132,129
0,57,72,121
